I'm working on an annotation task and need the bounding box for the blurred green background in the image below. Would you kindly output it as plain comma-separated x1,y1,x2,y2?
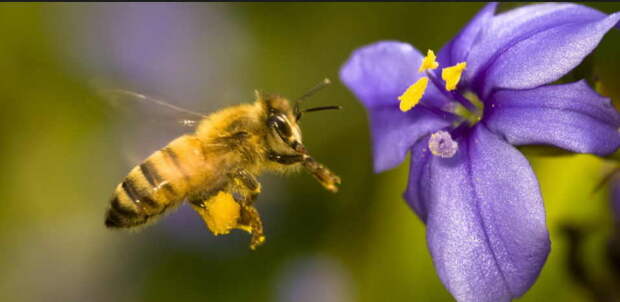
0,3,619,302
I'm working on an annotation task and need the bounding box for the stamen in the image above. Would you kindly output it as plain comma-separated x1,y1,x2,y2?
451,91,478,113
418,50,439,73
205,192,241,235
428,130,458,158
398,77,428,112
442,62,467,91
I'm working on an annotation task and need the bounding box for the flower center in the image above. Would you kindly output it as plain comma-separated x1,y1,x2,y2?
397,49,488,158
397,49,485,128
452,91,484,126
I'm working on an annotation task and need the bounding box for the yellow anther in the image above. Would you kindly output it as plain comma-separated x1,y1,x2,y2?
398,77,429,112
442,62,467,91
418,49,439,73
205,192,241,235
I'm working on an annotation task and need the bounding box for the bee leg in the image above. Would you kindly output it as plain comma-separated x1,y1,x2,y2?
267,152,305,165
301,157,341,193
268,151,340,192
236,204,265,250
231,169,261,205
229,169,265,249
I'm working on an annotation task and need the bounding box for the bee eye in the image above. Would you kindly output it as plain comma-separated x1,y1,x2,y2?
269,115,292,138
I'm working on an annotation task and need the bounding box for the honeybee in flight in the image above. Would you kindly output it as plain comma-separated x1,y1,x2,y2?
104,79,341,249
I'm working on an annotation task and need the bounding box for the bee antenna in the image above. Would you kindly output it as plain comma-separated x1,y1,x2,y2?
296,105,342,121
294,78,332,120
295,78,331,103
303,105,342,113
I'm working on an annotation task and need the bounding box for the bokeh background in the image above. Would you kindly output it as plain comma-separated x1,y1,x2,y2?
0,3,619,302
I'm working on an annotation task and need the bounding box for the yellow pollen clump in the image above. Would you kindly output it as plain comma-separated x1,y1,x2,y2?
418,49,439,73
204,191,241,235
398,77,429,112
442,62,467,91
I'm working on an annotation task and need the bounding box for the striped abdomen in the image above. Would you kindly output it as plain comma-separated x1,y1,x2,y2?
105,135,208,228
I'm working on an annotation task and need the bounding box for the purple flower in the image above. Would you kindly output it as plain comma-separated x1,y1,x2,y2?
340,3,620,302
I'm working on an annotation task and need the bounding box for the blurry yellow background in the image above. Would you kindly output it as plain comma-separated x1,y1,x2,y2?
0,3,619,302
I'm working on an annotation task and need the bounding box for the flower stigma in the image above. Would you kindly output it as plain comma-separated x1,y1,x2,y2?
441,62,467,91
428,130,458,158
398,77,428,112
418,49,439,73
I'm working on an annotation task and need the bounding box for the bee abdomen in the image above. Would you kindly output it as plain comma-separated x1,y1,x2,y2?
105,177,159,228
105,135,207,228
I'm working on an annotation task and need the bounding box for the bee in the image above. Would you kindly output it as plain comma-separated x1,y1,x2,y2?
104,79,341,249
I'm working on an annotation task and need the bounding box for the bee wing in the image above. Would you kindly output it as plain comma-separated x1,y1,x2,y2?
100,88,207,121
99,88,207,168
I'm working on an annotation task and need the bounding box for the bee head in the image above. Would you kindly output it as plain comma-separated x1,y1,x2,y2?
255,80,340,156
257,91,305,155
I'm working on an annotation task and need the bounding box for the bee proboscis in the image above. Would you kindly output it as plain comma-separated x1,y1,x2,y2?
104,80,341,249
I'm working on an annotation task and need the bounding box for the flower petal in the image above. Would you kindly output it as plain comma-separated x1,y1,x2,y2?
485,80,620,156
404,137,432,222
460,3,613,95
437,2,497,68
340,41,450,109
425,125,550,302
480,12,620,95
368,106,450,172
340,41,451,171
